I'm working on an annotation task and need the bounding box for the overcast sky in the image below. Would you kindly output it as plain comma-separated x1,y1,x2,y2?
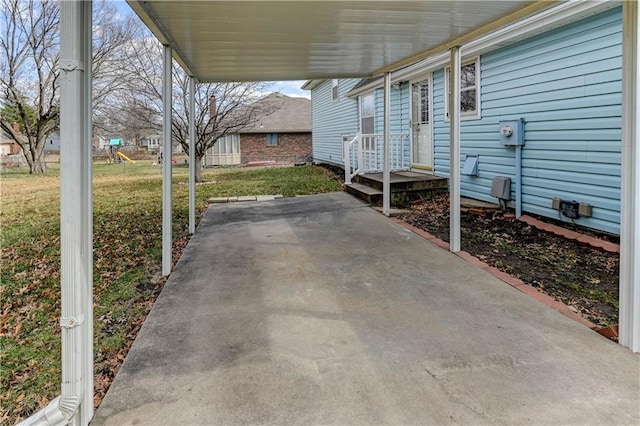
113,1,310,98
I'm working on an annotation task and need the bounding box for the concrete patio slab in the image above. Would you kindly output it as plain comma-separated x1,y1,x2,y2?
93,192,639,425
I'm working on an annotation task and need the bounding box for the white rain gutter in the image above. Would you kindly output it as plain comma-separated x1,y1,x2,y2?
20,1,94,424
162,45,173,276
620,0,640,352
449,46,461,253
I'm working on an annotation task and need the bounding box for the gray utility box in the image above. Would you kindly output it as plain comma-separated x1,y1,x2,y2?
499,119,525,146
491,176,511,200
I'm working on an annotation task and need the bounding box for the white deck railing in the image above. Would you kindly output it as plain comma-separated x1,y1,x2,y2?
343,133,409,184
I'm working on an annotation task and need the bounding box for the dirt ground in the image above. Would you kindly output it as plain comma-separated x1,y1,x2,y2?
400,193,619,328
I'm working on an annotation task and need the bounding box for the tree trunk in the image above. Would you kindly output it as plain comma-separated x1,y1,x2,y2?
1,122,49,174
29,157,47,174
195,153,203,182
23,136,48,174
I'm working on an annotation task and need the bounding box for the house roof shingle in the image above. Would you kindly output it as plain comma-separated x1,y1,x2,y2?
241,93,311,134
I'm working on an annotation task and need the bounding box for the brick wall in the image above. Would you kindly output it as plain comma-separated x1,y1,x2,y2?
240,132,312,164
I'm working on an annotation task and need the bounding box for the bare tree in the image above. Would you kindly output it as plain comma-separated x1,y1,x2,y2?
1,0,58,173
94,98,158,150
120,35,280,181
0,0,141,173
93,36,162,145
172,73,280,181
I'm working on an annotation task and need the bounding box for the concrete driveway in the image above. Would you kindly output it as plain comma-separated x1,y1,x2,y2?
93,192,639,425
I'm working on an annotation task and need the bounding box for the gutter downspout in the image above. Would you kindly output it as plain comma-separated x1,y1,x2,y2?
17,397,80,426
21,1,94,424
515,144,523,218
60,0,92,423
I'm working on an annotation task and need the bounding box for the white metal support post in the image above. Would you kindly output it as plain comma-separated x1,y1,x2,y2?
620,0,640,352
449,47,461,253
382,72,391,216
189,76,196,235
162,45,173,276
60,0,93,424
80,1,94,422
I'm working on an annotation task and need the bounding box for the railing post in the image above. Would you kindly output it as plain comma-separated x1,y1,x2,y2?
400,136,403,169
344,136,351,184
357,133,364,174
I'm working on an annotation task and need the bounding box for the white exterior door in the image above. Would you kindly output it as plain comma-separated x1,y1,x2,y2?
411,78,433,170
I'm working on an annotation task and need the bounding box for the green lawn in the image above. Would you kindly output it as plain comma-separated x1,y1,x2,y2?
0,161,342,423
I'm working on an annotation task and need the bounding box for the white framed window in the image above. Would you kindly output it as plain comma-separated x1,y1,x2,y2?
359,92,375,134
445,57,480,120
213,134,240,154
266,133,279,146
332,79,339,101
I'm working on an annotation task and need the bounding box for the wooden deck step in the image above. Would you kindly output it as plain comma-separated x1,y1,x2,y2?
345,172,448,207
355,172,448,192
345,182,383,204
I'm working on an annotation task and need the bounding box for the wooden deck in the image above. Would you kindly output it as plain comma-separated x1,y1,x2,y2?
345,171,448,206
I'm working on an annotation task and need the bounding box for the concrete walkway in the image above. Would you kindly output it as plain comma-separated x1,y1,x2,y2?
93,192,639,425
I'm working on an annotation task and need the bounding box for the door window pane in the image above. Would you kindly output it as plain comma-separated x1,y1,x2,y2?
361,117,375,134
420,84,429,123
360,93,375,134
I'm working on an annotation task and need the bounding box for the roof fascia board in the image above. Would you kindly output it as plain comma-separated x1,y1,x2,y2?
349,0,619,98
348,52,449,97
301,80,321,90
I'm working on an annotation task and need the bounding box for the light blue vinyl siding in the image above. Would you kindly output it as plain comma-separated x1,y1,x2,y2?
432,7,622,234
373,83,412,169
311,79,360,165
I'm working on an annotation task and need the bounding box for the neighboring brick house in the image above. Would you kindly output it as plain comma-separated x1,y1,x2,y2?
0,127,22,156
204,93,312,166
0,124,27,168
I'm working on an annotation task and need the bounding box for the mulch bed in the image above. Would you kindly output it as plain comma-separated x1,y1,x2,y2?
400,193,619,328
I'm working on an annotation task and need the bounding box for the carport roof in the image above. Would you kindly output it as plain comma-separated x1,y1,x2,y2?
126,1,550,83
